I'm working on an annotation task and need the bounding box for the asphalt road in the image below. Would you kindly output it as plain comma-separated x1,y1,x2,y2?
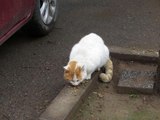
0,0,160,120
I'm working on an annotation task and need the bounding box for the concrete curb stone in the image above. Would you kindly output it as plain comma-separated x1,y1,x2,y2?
39,72,99,120
109,46,158,63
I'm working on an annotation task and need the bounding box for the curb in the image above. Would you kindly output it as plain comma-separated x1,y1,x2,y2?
39,46,159,120
109,46,158,63
39,72,99,120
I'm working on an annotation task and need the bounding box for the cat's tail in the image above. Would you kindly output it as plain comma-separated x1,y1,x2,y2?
99,59,113,82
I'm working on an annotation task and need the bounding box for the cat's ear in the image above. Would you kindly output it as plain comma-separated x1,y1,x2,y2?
81,65,85,71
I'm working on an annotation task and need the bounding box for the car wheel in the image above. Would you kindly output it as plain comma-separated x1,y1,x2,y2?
26,0,58,36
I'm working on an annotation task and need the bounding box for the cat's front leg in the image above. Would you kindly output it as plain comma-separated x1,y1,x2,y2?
86,73,91,80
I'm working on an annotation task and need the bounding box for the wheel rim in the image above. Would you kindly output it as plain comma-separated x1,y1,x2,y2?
40,0,57,25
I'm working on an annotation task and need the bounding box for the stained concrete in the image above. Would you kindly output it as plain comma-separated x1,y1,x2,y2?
116,61,157,94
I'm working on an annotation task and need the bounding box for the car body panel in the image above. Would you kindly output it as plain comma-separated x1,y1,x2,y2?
0,0,35,45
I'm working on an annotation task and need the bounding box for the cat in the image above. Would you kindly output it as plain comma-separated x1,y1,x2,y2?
64,33,113,86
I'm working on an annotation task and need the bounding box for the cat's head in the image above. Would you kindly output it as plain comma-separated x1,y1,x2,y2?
63,61,87,86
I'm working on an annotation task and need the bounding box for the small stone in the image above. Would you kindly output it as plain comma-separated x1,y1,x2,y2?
88,96,91,99
45,67,50,70
98,108,102,112
79,109,82,112
86,103,90,106
24,92,28,96
93,92,98,95
98,93,104,98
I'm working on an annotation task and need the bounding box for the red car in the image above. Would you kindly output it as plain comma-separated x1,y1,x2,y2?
0,0,58,45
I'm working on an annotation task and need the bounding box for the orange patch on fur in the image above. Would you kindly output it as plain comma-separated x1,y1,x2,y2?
75,66,82,80
64,61,77,81
64,61,82,81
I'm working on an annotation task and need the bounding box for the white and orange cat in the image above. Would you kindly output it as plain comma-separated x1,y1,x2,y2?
64,33,113,86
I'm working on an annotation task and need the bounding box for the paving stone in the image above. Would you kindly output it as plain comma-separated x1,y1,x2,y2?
116,61,157,94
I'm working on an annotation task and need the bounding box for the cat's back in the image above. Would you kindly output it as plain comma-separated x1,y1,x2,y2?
70,33,109,62
79,33,104,46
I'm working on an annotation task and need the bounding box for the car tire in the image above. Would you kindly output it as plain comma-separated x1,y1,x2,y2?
26,0,58,36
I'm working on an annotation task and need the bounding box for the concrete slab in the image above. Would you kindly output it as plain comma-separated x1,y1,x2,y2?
39,72,99,120
116,61,157,94
109,46,158,94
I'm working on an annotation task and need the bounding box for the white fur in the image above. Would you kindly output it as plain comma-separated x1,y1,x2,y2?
69,33,109,85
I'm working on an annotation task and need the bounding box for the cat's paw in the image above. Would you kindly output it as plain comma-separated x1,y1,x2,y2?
86,74,91,80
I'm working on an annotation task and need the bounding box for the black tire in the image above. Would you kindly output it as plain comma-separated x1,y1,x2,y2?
26,0,58,36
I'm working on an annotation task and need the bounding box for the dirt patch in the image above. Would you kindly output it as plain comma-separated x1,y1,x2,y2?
72,81,160,120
